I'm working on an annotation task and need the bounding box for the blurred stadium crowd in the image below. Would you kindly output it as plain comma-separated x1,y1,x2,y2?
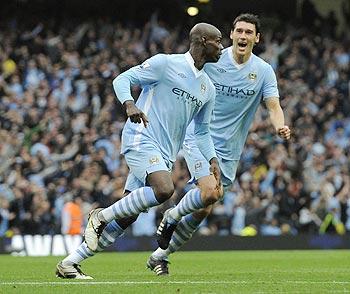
0,12,349,238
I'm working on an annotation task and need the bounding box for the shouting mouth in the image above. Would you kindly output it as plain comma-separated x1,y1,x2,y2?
237,41,247,49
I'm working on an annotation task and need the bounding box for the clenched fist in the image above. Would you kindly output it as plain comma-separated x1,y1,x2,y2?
277,126,291,140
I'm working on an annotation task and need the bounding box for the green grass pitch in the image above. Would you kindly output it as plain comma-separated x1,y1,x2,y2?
0,250,349,293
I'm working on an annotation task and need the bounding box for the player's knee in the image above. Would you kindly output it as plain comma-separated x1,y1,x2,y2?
193,206,213,220
116,215,138,230
202,187,222,206
198,176,219,206
153,183,174,203
147,171,174,203
199,178,223,206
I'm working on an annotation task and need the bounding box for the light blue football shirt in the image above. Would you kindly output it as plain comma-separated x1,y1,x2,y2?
206,46,279,160
184,47,279,161
113,52,217,164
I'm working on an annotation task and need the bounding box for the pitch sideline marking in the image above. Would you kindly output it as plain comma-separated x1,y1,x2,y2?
1,281,350,286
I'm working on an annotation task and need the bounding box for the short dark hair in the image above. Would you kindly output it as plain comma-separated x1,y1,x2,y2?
232,13,261,35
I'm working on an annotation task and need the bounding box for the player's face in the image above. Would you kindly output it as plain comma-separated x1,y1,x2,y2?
230,21,260,58
204,33,223,62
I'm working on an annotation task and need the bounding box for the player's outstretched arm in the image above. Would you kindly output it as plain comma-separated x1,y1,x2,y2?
265,97,291,140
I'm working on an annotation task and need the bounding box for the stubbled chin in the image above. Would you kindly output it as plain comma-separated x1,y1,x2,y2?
236,48,247,55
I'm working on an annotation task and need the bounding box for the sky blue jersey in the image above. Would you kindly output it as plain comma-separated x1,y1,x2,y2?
113,52,217,164
203,46,280,160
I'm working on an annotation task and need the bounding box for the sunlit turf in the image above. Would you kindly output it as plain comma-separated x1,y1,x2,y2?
0,250,349,293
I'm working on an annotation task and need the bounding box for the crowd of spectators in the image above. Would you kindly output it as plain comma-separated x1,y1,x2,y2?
0,12,349,238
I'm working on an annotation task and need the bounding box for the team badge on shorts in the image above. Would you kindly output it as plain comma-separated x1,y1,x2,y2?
194,161,203,172
149,156,160,165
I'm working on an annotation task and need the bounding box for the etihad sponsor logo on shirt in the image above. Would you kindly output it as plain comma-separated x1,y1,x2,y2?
172,87,203,108
213,83,256,98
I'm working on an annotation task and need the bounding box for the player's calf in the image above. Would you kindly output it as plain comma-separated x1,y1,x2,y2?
192,205,213,220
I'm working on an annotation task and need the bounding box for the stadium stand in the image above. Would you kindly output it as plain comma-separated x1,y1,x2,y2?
0,1,349,239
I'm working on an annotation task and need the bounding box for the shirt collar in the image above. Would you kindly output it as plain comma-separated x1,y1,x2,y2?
228,46,252,69
185,51,204,78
